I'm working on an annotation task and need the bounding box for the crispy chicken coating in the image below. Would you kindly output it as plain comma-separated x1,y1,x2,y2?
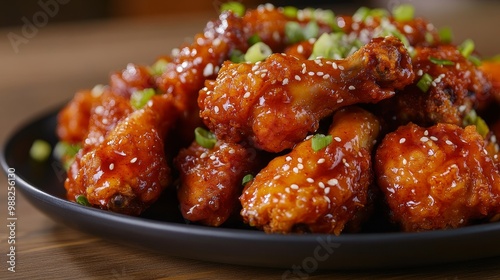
376,44,492,129
65,95,179,215
375,123,500,232
57,89,99,143
199,36,413,152
175,140,262,226
240,107,380,234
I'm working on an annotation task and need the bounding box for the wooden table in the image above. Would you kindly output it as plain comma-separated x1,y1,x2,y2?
2,3,500,279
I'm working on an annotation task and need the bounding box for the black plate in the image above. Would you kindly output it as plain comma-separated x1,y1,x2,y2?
2,108,500,270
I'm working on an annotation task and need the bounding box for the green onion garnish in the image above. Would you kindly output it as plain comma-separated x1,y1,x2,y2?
230,49,245,63
242,174,254,186
76,195,91,206
285,21,305,44
148,59,168,76
282,6,298,18
130,88,156,109
392,4,415,22
463,109,489,138
244,42,272,63
369,8,389,18
459,39,475,58
220,1,245,17
468,55,482,66
247,34,261,46
429,57,455,66
438,27,453,44
353,7,371,22
417,73,433,92
194,127,217,149
425,32,434,45
303,21,320,40
311,134,333,152
30,139,51,162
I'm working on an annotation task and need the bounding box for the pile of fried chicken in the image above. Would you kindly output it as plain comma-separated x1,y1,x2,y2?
56,3,500,234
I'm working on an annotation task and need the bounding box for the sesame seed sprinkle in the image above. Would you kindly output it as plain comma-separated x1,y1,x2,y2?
327,178,338,186
286,156,292,162
306,178,315,183
290,184,299,190
400,138,406,144
317,158,326,164
243,92,251,98
109,163,115,170
130,157,138,163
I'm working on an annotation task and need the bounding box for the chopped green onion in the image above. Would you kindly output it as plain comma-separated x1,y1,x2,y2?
417,73,433,92
130,88,156,109
30,139,51,162
148,59,168,76
311,134,333,152
468,55,482,66
220,1,245,17
230,49,245,63
285,21,305,44
282,6,298,18
53,141,81,170
247,34,261,46
244,42,272,63
425,32,434,45
310,33,334,59
353,7,371,22
459,39,475,58
314,9,336,29
303,21,320,40
76,195,91,206
242,174,254,186
429,57,455,66
392,4,415,22
463,109,489,138
194,127,217,149
369,8,389,18
438,27,453,44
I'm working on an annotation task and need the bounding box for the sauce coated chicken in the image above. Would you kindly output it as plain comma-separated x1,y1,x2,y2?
55,3,500,234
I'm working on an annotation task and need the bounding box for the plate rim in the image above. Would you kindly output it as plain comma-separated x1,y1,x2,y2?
3,107,500,269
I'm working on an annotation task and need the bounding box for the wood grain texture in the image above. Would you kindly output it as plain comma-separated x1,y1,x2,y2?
2,3,500,279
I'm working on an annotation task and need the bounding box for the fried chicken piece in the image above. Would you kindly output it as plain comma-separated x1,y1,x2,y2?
65,94,179,215
174,139,262,226
240,107,381,234
109,63,156,98
199,36,413,152
376,44,492,129
57,89,99,143
375,123,500,232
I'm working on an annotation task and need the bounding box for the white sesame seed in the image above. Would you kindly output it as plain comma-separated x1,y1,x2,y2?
348,85,356,90
324,196,331,203
297,157,303,163
200,152,208,159
334,137,342,142
297,45,304,54
317,158,326,164
251,65,259,71
243,92,251,98
417,69,423,76
274,175,281,180
290,184,299,190
327,178,338,186
318,182,325,188
283,164,290,171
214,106,220,114
445,140,454,145
306,178,315,183
428,149,434,156
130,157,138,163
297,163,304,170
109,163,115,170
399,138,406,144
420,137,429,142
424,130,429,136
430,136,438,141
317,71,324,76
402,158,407,165
324,187,331,194
286,156,292,162
323,74,330,79
332,62,338,69
295,75,301,81
282,78,289,85
293,167,299,173
203,63,214,77
209,155,216,160
338,65,345,70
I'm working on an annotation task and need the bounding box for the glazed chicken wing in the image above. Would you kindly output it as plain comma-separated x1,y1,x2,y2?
240,107,380,234
175,139,262,226
199,36,413,152
376,44,492,129
375,123,500,232
65,94,179,215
